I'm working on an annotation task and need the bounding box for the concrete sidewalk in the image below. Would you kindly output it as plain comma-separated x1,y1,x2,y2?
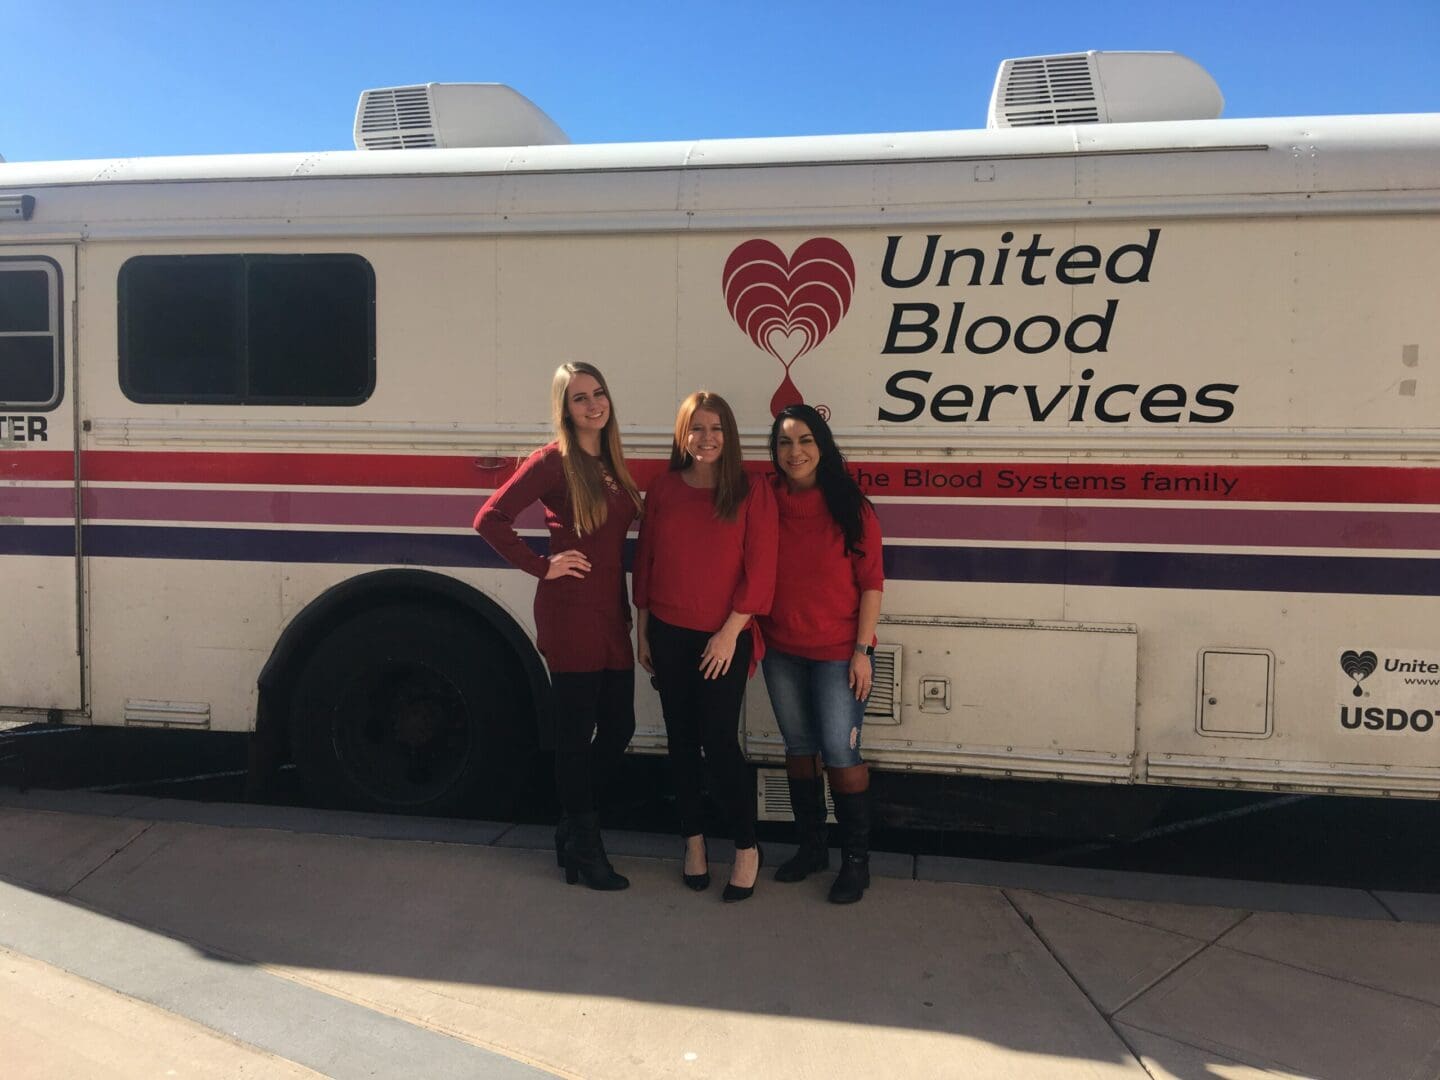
1,791,1438,1079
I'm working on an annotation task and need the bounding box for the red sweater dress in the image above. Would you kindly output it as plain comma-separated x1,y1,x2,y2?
632,469,778,659
474,444,637,673
759,480,885,662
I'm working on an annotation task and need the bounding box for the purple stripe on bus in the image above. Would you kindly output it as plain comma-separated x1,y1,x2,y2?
6,512,1440,597
0,524,75,557
885,544,1440,597
39,523,1440,597
0,487,74,518
875,503,1440,550
8,485,1440,552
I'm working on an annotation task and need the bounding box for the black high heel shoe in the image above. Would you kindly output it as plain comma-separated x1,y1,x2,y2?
682,835,710,891
722,844,764,903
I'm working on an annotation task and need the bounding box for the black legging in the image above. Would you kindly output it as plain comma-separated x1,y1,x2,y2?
647,615,756,848
549,668,636,817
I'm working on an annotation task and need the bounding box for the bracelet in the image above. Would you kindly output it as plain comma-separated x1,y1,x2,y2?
854,643,874,656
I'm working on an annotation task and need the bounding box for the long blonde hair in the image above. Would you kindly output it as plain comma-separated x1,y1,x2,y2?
552,362,642,536
669,390,749,522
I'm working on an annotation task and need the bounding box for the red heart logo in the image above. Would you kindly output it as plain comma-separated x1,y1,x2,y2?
722,238,856,414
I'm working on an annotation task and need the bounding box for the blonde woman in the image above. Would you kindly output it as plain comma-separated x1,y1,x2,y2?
476,362,643,891
633,392,778,902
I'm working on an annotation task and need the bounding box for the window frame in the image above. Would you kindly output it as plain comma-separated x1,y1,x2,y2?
117,253,377,407
0,255,64,412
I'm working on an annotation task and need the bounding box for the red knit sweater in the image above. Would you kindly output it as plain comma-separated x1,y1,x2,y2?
632,469,778,637
759,479,885,662
474,444,637,673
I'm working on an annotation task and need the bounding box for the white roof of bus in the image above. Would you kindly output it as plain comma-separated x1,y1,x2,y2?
2,113,1438,186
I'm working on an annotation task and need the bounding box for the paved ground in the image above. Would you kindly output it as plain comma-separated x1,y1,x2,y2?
1,788,1438,1079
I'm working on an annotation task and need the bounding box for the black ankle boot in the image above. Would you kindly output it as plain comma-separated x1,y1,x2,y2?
774,777,829,883
828,789,871,904
554,813,570,868
563,812,629,891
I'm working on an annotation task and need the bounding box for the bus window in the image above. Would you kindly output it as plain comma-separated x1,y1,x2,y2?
118,253,375,406
0,260,61,410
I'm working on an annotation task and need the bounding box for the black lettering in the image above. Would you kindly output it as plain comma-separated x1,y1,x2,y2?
1340,707,1361,729
937,249,985,288
1386,709,1409,731
965,316,1010,355
8,415,25,441
975,384,1018,422
1106,228,1160,283
1140,384,1186,423
1055,244,1101,285
881,234,938,288
1014,315,1061,354
27,416,47,442
883,304,940,354
1189,384,1238,423
1364,707,1384,730
1064,300,1117,353
1414,710,1434,732
1023,384,1071,421
930,383,974,422
878,370,931,422
941,302,966,354
989,231,1014,286
1016,233,1053,285
1094,384,1137,423
1069,368,1095,422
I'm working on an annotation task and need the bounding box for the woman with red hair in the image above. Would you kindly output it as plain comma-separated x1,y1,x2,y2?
634,391,778,902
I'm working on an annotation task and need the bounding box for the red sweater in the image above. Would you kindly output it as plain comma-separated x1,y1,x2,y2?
759,480,885,662
474,444,637,673
633,469,778,637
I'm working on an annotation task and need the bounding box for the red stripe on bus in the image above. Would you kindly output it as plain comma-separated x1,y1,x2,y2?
5,450,1440,504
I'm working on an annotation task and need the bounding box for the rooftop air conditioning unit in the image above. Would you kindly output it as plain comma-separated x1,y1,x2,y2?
354,83,569,150
987,51,1223,128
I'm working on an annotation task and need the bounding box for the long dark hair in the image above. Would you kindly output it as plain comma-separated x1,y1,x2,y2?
768,404,870,555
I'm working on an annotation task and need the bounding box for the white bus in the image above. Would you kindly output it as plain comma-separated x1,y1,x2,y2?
3,53,1438,817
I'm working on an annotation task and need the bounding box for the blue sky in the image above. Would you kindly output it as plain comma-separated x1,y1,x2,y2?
2,0,1437,161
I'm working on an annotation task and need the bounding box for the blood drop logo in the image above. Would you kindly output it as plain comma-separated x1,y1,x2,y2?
722,238,856,416
1340,650,1378,697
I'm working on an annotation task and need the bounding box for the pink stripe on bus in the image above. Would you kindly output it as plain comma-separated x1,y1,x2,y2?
79,488,546,530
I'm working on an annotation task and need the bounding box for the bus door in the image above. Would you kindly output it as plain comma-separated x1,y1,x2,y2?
0,248,81,712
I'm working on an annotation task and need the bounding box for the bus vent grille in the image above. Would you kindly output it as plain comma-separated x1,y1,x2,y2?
756,768,837,823
356,86,438,150
864,644,902,725
993,54,1101,127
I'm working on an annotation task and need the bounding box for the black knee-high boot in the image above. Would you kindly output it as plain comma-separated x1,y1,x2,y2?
775,756,829,883
827,765,870,904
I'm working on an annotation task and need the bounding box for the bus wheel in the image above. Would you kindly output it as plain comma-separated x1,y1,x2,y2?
289,603,529,815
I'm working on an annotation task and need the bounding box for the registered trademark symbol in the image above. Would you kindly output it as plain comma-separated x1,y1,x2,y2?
817,404,831,421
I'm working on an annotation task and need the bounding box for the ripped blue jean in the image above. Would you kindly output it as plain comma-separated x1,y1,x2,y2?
761,649,869,768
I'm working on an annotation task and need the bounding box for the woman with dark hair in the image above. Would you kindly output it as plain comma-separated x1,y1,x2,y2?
475,361,644,891
633,391,778,902
759,403,884,904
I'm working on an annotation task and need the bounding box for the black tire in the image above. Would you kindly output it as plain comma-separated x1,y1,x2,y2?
289,603,533,815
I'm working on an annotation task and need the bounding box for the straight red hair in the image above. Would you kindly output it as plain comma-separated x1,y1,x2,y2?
669,390,748,521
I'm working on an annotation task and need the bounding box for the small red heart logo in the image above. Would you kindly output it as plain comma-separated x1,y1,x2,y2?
722,237,856,416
